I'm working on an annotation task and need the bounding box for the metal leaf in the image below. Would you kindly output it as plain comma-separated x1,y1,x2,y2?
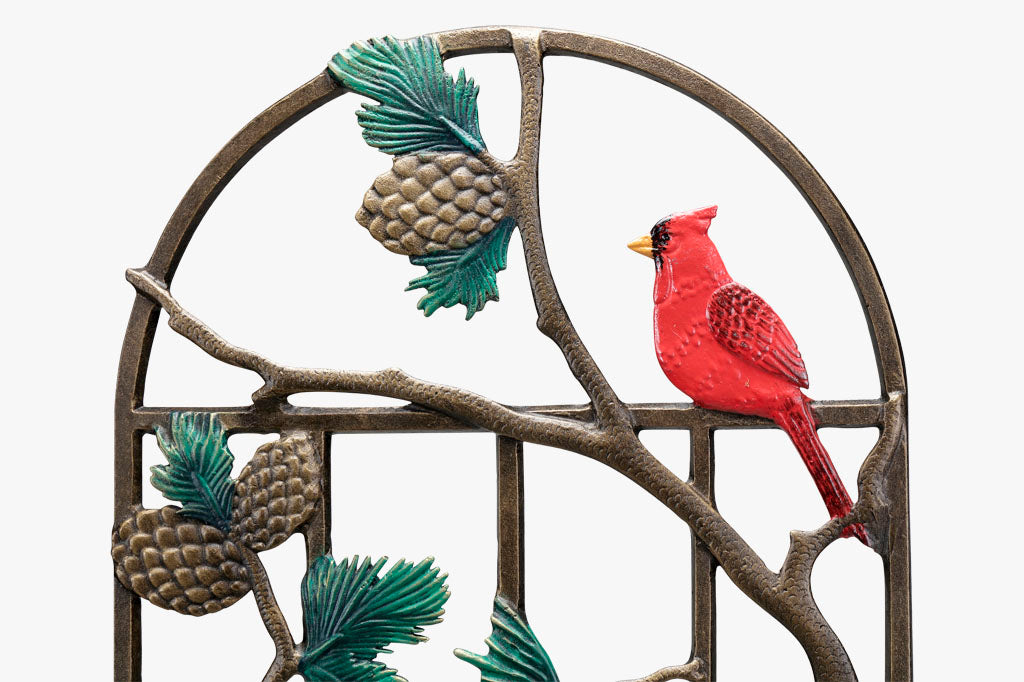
406,217,516,319
455,597,560,681
151,412,234,531
329,36,486,155
299,555,450,681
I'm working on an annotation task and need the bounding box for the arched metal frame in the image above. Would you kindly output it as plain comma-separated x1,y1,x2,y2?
114,26,910,681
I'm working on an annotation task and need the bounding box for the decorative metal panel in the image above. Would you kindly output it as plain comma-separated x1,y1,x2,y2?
113,26,910,682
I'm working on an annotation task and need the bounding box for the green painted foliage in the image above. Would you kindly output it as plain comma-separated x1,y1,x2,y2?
454,597,560,681
151,412,234,531
329,36,486,155
407,217,516,319
298,555,450,682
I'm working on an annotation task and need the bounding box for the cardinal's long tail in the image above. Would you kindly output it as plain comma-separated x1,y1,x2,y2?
771,396,870,546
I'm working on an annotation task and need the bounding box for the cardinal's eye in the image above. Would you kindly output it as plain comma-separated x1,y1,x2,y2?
651,220,671,252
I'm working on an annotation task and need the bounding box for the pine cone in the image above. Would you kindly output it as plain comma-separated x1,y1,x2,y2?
111,506,250,616
356,152,507,255
231,432,321,552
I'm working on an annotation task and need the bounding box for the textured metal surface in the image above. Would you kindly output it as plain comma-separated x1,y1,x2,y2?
114,26,910,681
496,436,525,611
690,427,715,680
355,152,509,255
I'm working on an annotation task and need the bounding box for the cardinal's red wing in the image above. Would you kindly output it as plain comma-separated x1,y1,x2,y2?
706,282,809,388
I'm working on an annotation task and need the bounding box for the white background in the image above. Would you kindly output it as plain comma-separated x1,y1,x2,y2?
2,1,1021,680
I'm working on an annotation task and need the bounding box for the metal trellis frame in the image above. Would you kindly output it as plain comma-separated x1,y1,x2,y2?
114,26,910,681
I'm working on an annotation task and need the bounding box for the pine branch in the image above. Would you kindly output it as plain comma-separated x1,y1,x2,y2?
126,269,597,452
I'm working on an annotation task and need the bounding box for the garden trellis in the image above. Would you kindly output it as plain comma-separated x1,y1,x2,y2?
113,26,910,682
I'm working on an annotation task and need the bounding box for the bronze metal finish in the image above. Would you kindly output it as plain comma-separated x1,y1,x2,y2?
114,26,909,681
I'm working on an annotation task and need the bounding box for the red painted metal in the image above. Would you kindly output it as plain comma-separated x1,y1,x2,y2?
638,205,869,545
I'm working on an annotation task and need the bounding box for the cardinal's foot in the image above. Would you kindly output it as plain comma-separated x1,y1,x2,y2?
840,521,871,547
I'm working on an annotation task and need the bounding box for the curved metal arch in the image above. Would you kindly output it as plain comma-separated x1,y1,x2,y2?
115,26,909,680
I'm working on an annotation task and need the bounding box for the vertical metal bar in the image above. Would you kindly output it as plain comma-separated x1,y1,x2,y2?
303,432,332,566
885,430,912,681
114,293,162,682
113,579,141,682
113,425,144,682
495,436,525,611
690,426,717,679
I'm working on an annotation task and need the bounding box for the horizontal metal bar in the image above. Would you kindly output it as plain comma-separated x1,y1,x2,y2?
131,398,885,434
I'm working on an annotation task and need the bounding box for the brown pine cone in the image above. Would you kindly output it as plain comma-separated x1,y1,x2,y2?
230,432,321,552
111,506,250,616
355,152,508,255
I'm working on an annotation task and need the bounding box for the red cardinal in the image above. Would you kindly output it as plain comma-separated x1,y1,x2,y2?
629,206,868,545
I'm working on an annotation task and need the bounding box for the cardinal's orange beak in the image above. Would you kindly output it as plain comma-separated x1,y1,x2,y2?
627,234,654,258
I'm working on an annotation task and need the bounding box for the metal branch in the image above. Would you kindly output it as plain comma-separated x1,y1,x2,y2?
494,30,633,429
241,547,298,682
126,268,597,453
124,269,276,381
621,658,706,682
126,264,898,681
779,393,906,586
510,29,543,169
125,268,757,589
771,393,905,680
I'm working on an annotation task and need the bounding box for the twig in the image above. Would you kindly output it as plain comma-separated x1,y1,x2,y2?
241,547,298,682
126,268,596,453
779,393,905,587
498,30,633,428
620,658,706,682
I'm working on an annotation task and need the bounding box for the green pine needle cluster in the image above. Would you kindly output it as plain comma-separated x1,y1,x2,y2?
454,597,560,681
299,555,450,682
329,36,486,155
151,412,235,532
406,217,516,319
